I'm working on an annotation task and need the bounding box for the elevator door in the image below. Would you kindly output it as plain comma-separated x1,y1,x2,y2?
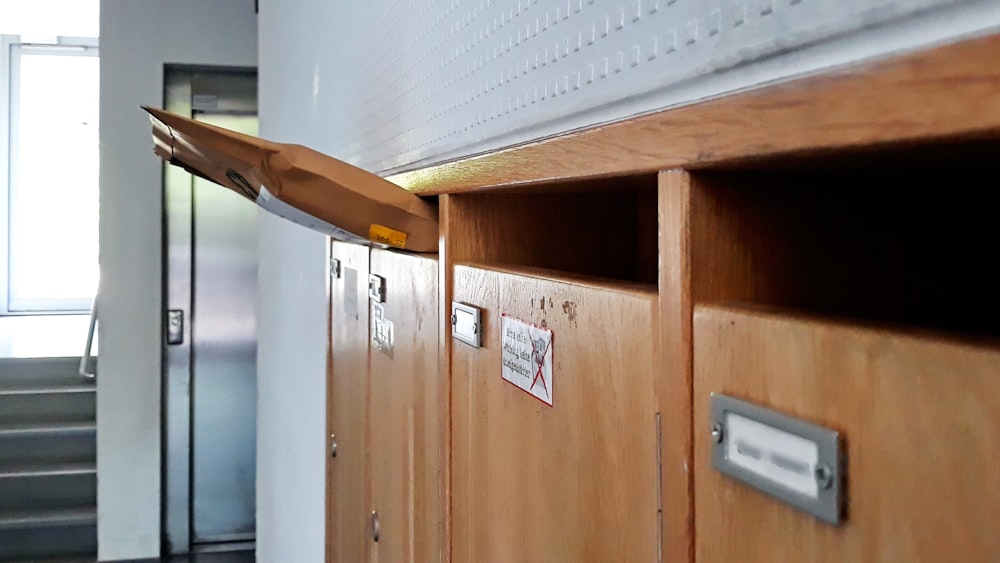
163,68,258,554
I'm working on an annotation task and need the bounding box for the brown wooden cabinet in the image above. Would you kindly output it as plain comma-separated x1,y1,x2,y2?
367,249,444,563
693,305,1000,562
451,264,661,563
327,243,444,563
668,141,1000,562
327,241,372,563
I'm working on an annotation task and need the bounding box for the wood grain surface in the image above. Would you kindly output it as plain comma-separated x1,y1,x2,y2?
368,250,444,563
328,242,372,563
658,171,694,563
451,264,660,563
694,305,1000,563
445,178,658,284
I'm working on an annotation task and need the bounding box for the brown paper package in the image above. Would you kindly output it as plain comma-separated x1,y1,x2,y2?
143,106,439,252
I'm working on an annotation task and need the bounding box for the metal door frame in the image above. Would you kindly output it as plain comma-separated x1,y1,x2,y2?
161,65,257,555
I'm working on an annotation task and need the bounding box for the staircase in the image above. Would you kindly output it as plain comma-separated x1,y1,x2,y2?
0,357,97,561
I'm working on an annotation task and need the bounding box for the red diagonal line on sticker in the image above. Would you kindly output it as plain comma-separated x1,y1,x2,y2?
529,334,551,398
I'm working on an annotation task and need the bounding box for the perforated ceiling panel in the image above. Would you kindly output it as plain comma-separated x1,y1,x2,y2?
321,0,998,174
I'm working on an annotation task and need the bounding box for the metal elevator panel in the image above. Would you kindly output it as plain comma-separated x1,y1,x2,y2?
163,70,195,555
190,112,258,544
163,68,258,553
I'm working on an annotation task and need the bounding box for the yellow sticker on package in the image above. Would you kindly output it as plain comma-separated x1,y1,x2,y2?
369,224,408,249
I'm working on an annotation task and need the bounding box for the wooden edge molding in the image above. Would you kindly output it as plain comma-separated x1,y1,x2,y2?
387,33,1000,195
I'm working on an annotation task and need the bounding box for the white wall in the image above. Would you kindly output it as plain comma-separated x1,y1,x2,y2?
255,214,328,563
254,2,345,560
259,0,1000,176
0,0,99,36
97,2,256,559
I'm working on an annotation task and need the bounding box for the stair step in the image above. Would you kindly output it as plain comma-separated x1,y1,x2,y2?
0,422,96,469
0,357,95,389
0,508,96,559
0,421,97,436
0,384,95,395
0,471,96,511
0,507,96,530
0,462,96,479
0,386,95,425
0,357,98,562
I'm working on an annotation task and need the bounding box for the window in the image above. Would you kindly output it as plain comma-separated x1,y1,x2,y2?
1,35,99,314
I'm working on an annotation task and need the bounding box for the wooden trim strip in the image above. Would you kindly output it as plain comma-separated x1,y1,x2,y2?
658,170,695,563
388,33,1000,194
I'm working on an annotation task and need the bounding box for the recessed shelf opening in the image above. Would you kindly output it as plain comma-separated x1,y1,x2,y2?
691,140,1000,337
448,175,658,285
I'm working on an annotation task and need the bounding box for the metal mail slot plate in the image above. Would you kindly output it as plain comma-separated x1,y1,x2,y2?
451,302,482,348
369,274,385,303
710,393,843,524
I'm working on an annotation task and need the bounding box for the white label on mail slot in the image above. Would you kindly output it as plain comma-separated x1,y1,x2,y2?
257,186,369,244
500,315,553,406
371,302,394,356
725,412,819,499
453,308,478,343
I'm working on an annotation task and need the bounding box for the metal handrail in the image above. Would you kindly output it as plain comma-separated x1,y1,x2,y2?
79,297,97,379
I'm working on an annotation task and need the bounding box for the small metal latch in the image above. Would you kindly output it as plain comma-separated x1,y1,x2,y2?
368,274,385,303
451,302,482,348
166,310,184,345
370,510,380,542
330,434,338,458
330,258,341,279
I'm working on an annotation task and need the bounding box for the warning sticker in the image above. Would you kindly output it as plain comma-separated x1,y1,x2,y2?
500,315,553,406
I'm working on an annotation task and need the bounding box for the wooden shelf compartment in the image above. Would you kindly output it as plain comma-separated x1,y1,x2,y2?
681,144,1000,336
662,139,1000,563
443,174,659,285
327,242,444,563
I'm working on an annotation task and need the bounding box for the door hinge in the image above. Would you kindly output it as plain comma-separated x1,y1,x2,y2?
656,412,663,563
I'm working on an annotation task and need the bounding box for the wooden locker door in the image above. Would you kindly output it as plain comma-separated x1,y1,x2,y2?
328,242,371,563
368,250,444,563
452,265,661,563
694,305,1000,562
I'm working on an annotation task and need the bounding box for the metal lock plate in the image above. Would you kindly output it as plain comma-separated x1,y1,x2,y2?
330,257,341,279
166,310,184,345
710,393,843,524
451,302,482,348
368,274,385,303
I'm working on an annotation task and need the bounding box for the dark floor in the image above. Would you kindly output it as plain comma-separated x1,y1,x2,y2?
18,551,254,563
25,549,256,563
35,549,255,562
165,551,254,562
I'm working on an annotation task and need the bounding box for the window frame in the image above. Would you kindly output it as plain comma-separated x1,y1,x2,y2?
1,35,99,315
